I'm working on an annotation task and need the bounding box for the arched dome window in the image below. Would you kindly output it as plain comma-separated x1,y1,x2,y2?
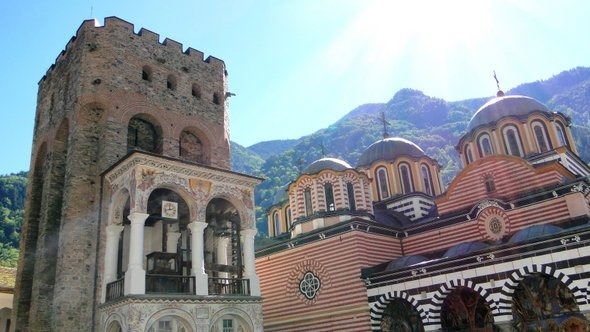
464,145,474,165
477,133,494,157
346,182,356,211
285,207,292,230
273,211,280,236
376,167,391,200
398,163,414,194
502,125,524,157
304,188,313,216
421,164,434,196
554,121,570,148
531,121,551,153
324,183,335,211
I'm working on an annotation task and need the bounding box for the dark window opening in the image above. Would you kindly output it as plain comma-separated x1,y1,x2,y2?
346,183,356,211
324,183,335,211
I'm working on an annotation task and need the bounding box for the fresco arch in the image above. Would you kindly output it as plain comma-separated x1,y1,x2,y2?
369,290,426,331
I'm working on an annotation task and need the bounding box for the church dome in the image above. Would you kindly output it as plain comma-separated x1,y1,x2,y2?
443,241,489,258
301,157,352,175
385,255,429,271
357,137,425,167
508,224,562,244
467,95,550,132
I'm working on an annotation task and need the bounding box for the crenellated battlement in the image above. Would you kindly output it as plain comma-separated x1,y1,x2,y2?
41,16,225,82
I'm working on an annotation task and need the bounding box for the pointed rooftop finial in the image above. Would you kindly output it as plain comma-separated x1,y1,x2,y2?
380,111,391,138
493,70,504,97
296,157,304,174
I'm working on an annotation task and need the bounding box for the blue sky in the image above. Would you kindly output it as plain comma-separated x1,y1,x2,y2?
1,0,589,174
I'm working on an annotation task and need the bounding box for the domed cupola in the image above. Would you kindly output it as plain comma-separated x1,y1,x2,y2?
356,137,443,222
285,156,373,237
302,157,352,175
357,137,425,167
458,93,576,167
467,95,550,132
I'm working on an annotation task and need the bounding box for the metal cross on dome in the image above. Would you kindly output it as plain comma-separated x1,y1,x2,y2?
379,111,390,138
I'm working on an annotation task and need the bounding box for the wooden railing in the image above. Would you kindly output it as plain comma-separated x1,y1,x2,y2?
208,277,250,296
146,274,195,294
106,277,124,301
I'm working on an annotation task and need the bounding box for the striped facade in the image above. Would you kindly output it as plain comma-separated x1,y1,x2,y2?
366,228,590,330
256,224,402,331
258,94,590,331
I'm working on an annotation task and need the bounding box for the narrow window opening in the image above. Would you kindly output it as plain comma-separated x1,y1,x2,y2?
324,183,335,211
142,66,152,82
485,176,496,193
213,93,221,105
346,182,356,211
304,188,313,216
399,163,414,194
376,167,390,200
192,83,201,99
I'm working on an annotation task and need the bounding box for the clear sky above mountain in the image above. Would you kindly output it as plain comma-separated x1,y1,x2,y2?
1,0,589,174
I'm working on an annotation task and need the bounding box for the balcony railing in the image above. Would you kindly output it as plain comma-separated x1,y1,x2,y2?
106,277,124,301
146,274,195,294
208,277,250,296
105,275,250,302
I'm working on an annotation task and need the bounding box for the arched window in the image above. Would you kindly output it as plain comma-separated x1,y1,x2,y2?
484,175,496,193
273,211,280,236
167,74,177,90
531,121,551,153
191,83,201,99
554,122,570,148
376,167,390,200
324,183,335,211
399,163,414,194
285,207,292,230
213,92,221,105
142,65,152,81
179,130,204,163
421,164,434,196
502,126,524,157
304,188,313,216
147,316,190,332
127,117,160,153
477,133,494,157
346,182,356,211
464,145,474,164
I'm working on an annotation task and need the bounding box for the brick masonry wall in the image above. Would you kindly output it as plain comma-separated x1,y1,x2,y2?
15,17,232,331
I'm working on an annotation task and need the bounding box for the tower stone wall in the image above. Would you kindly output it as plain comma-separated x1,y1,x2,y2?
15,17,233,331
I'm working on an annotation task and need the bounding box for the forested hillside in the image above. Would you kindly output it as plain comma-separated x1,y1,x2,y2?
0,172,27,267
229,67,590,236
3,67,590,245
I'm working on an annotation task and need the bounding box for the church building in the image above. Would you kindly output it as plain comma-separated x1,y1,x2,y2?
257,91,590,331
14,17,263,331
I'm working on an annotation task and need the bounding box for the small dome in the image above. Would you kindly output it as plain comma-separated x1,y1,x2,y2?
386,255,429,271
443,241,489,258
508,224,562,244
357,137,425,167
467,95,550,131
302,157,352,175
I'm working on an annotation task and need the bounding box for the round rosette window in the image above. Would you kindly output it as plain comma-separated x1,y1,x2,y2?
299,271,321,300
477,206,509,241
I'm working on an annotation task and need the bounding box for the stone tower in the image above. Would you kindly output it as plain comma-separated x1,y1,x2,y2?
14,17,263,331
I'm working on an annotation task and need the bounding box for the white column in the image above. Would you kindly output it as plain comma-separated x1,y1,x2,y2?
241,228,260,296
188,221,208,295
102,224,124,302
217,236,230,279
124,212,149,295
